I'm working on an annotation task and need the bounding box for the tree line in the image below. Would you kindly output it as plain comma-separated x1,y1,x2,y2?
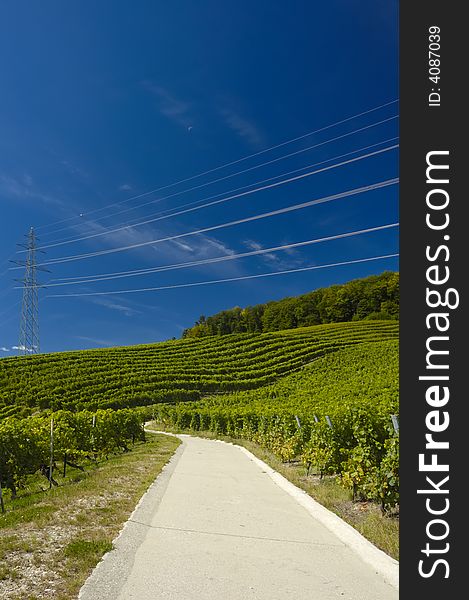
182,271,399,338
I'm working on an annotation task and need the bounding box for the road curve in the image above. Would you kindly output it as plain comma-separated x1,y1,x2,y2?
79,433,398,600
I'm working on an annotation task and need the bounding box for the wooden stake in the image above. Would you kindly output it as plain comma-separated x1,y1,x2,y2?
49,417,54,489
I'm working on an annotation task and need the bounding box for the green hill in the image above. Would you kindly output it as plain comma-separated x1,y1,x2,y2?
1,318,399,513
0,320,397,419
165,338,399,425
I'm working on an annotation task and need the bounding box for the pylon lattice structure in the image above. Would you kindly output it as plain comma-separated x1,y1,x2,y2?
17,227,42,355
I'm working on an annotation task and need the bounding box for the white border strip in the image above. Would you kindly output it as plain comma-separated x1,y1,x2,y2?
234,442,399,590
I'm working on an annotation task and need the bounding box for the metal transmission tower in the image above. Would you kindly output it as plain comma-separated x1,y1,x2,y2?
14,228,47,355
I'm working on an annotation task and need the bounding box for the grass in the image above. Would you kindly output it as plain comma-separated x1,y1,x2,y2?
150,423,399,561
0,433,180,600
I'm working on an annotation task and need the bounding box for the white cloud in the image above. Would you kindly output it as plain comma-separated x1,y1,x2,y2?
119,184,133,191
243,239,279,263
242,239,305,270
75,336,114,347
220,108,264,149
244,240,263,252
61,160,89,180
66,219,164,260
169,239,194,253
55,220,241,282
1,346,10,352
203,237,236,256
0,173,65,208
88,297,141,317
143,82,193,128
12,344,34,352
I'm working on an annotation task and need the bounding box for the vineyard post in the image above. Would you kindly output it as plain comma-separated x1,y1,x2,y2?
0,477,4,513
390,414,399,433
325,415,333,429
294,415,302,429
49,417,54,489
91,414,96,453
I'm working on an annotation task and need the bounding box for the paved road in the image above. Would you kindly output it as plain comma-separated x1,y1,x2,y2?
79,434,398,600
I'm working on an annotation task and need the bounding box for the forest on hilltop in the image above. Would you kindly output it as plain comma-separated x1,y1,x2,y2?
183,271,399,338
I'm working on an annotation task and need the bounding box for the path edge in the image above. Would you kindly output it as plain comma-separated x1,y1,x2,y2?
78,436,185,600
151,429,399,591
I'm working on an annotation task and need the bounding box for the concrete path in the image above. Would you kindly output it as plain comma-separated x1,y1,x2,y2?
79,434,398,600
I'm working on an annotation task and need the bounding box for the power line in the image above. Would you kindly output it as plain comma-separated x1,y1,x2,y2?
32,178,398,268
38,136,399,248
0,284,16,301
0,298,22,320
0,310,20,331
36,115,397,243
47,253,399,298
0,296,45,334
35,99,398,235
32,143,398,252
41,223,399,288
0,247,26,279
51,115,397,235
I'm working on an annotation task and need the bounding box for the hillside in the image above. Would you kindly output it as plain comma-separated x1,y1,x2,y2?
0,320,398,419
163,338,399,425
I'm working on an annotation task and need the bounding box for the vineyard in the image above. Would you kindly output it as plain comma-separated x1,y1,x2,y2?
1,320,399,513
0,409,145,503
155,339,399,511
0,320,398,418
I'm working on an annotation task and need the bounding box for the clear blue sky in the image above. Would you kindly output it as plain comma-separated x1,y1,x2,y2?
0,0,398,354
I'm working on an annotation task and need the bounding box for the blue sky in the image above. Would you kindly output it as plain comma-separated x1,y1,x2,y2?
0,1,398,354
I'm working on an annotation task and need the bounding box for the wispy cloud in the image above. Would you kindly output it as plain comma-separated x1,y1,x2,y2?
169,239,194,253
1,346,10,352
75,335,114,347
119,183,133,191
143,82,193,128
165,235,236,261
243,239,280,263
51,219,242,287
203,236,236,257
61,160,89,180
11,344,34,352
219,108,264,149
66,219,165,260
88,296,141,317
58,214,239,275
0,173,65,208
243,239,304,269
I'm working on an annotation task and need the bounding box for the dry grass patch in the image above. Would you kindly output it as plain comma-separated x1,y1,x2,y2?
0,433,180,600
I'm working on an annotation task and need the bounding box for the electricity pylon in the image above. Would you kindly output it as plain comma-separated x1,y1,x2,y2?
13,227,47,355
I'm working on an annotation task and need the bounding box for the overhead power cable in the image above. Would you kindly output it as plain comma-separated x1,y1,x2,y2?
52,115,397,234
37,223,399,288
47,253,399,298
28,177,399,268
38,136,398,248
0,298,21,318
36,136,399,251
37,115,398,243
32,143,398,252
35,99,398,235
